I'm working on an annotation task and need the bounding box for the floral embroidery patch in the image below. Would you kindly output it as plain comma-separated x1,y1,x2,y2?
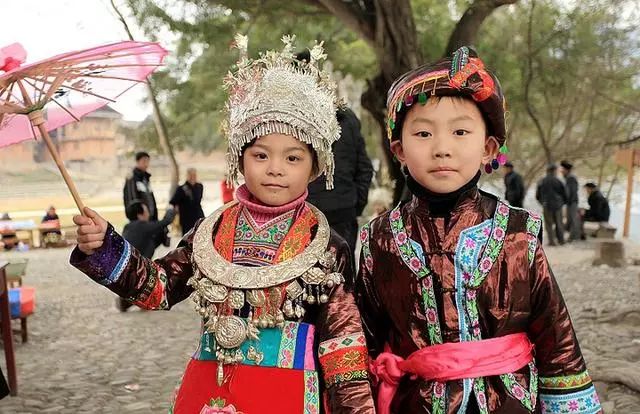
540,384,601,414
525,212,542,266
304,371,320,414
318,333,368,387
277,321,298,368
389,206,447,413
359,224,374,273
499,362,538,411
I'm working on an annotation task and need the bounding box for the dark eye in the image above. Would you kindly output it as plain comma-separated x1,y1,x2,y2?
255,152,267,160
287,155,300,162
415,131,431,138
454,129,469,136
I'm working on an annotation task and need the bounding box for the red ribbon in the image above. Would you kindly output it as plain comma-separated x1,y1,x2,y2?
370,332,534,414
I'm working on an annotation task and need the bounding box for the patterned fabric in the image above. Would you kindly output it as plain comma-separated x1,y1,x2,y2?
388,206,447,414
499,362,538,412
455,220,492,413
233,208,295,266
214,203,318,266
197,321,316,371
318,333,369,388
539,370,601,413
540,385,601,414
304,371,320,414
359,224,374,273
539,371,593,391
525,212,542,266
278,321,299,368
132,262,170,310
76,224,132,286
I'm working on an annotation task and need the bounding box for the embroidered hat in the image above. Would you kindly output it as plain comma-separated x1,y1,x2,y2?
386,46,506,147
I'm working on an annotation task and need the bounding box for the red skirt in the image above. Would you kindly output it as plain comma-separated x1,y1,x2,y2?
172,359,320,414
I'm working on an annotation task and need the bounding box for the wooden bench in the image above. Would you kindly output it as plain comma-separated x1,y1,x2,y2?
583,222,617,239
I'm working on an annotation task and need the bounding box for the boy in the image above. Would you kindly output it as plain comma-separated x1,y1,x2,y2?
357,47,601,414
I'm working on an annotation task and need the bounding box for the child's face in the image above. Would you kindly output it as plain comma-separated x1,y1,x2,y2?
242,133,315,206
391,96,498,194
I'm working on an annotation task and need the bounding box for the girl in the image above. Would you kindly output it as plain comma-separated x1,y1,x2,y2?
71,35,374,414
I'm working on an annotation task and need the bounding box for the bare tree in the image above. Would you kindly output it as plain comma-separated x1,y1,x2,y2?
111,0,180,196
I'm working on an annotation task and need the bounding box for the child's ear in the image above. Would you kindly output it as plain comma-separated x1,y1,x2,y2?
482,136,499,164
390,140,406,164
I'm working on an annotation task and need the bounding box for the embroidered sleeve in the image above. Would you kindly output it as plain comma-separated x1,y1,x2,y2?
316,235,375,413
70,222,197,310
527,245,602,413
539,371,601,414
318,333,369,387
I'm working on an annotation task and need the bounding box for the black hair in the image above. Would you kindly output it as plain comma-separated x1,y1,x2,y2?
584,182,597,189
560,160,573,170
135,151,150,161
126,199,146,220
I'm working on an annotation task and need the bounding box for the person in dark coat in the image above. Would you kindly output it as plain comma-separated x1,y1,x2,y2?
502,161,525,207
123,151,158,222
582,182,611,223
170,168,205,235
536,164,567,245
117,200,175,312
307,107,373,257
295,50,374,257
560,160,581,241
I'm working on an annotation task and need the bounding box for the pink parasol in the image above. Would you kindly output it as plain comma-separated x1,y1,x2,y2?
0,41,168,212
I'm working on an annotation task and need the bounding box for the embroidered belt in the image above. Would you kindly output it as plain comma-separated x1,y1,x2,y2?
195,320,316,371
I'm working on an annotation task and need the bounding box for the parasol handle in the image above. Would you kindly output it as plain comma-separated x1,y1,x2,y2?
28,110,86,214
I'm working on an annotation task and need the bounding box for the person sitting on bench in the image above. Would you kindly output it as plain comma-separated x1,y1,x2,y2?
580,182,611,238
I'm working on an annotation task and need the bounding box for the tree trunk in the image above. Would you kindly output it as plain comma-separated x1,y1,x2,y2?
110,0,180,196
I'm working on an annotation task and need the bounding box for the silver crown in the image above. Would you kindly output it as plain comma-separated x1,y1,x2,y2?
223,34,341,189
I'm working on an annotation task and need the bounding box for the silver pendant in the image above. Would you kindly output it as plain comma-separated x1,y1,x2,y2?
246,289,266,307
228,290,245,309
215,316,248,349
286,280,304,299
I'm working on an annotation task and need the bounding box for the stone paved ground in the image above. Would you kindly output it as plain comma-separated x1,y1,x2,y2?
0,241,639,413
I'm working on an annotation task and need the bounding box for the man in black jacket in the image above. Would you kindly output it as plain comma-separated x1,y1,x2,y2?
502,161,525,207
536,164,567,245
560,160,581,241
117,201,175,311
307,107,373,257
123,151,158,221
582,182,611,223
170,168,205,235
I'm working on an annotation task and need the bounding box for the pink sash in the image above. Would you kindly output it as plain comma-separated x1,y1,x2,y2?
369,333,533,414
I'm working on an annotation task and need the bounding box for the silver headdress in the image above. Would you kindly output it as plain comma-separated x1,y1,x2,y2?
223,34,341,189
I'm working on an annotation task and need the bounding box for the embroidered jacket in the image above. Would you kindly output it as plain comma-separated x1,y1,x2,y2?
70,202,374,414
356,188,601,414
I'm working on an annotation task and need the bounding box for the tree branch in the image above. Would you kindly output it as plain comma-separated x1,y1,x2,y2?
603,134,640,147
523,0,552,162
445,0,519,55
311,0,376,46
